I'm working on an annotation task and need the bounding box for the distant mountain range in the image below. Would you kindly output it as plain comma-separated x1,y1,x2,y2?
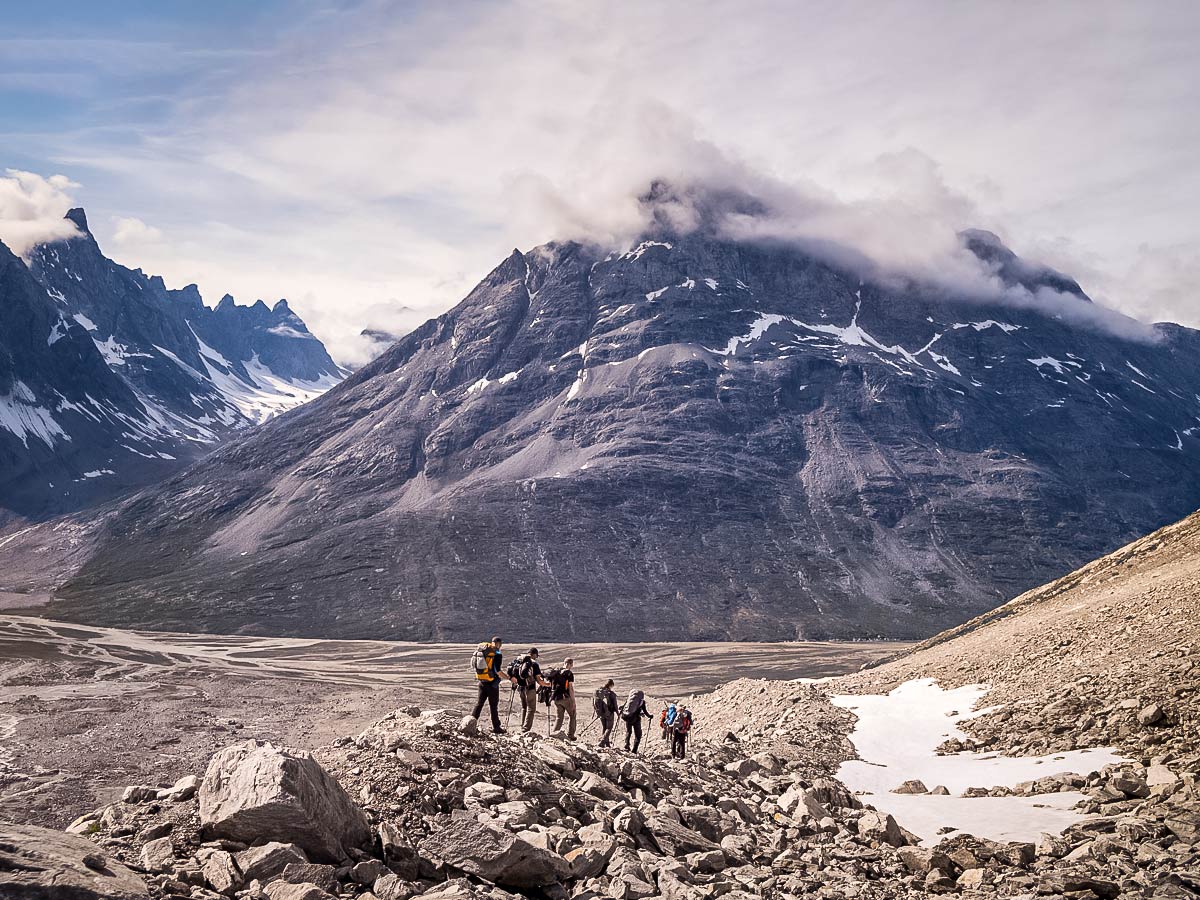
0,208,342,523
11,192,1199,641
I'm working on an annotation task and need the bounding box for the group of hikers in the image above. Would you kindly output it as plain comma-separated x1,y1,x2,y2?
469,637,694,757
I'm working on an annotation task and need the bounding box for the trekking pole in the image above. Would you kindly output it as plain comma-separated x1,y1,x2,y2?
579,714,600,736
505,686,515,729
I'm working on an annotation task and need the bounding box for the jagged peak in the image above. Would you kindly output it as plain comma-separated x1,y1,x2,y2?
272,299,292,314
216,293,236,311
65,207,90,235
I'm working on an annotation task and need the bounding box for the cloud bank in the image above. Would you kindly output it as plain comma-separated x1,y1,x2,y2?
0,170,81,258
3,1,1197,361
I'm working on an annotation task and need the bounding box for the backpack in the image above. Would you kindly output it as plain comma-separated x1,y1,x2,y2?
593,689,608,718
550,668,571,701
622,690,644,721
675,710,692,735
471,642,496,681
665,704,677,727
538,668,560,706
507,654,529,684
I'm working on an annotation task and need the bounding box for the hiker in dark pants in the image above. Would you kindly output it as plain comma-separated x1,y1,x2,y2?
593,679,618,748
621,689,654,753
516,649,550,733
471,636,516,734
553,657,577,740
672,707,693,759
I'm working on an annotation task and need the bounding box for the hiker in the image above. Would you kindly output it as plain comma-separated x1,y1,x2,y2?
593,679,618,748
509,648,550,733
620,688,654,753
672,706,693,758
470,636,516,734
552,657,577,740
661,702,677,742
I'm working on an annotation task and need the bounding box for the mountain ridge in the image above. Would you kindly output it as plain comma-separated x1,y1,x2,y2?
0,209,344,523
5,218,1200,640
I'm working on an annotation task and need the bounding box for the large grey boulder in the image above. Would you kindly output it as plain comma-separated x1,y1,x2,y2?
199,740,371,862
0,822,149,899
645,814,719,856
419,813,570,888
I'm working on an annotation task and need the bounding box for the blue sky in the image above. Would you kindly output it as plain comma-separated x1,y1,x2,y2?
2,1,1198,363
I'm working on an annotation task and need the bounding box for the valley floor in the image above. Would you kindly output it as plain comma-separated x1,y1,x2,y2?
0,615,898,828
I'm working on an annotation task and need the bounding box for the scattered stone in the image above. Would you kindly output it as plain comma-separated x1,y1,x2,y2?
891,779,928,794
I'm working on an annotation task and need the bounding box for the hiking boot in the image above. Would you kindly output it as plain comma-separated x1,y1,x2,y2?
493,727,507,735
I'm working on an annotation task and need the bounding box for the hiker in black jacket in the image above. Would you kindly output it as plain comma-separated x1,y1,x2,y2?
620,689,654,753
471,636,516,734
593,679,618,748
515,648,550,733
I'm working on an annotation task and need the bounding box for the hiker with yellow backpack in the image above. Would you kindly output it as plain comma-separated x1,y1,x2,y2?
470,636,517,734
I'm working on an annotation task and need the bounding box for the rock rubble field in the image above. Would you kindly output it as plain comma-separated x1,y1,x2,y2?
3,510,1198,900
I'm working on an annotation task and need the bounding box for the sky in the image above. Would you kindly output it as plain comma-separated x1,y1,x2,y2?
1,0,1198,364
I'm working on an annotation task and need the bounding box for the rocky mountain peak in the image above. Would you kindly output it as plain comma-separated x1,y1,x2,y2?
64,206,90,234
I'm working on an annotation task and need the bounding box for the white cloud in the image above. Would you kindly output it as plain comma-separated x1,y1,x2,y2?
16,1,1200,360
111,215,163,246
0,170,80,258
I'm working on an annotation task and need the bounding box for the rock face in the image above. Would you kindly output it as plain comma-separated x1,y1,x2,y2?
0,209,341,527
198,740,370,862
419,813,570,888
20,192,1200,640
0,822,148,898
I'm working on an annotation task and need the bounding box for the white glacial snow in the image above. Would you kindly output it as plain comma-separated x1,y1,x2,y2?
0,382,69,448
832,679,1125,845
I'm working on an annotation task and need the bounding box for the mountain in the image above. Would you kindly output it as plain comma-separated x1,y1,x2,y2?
9,206,1200,640
0,209,342,523
0,238,186,520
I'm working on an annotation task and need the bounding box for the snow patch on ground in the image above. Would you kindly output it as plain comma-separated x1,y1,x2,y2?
832,679,1125,845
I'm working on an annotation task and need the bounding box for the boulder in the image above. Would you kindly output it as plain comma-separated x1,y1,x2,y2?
565,846,607,879
896,847,953,875
1137,703,1165,726
1146,764,1179,789
1109,772,1150,798
858,810,906,847
612,807,644,836
419,813,570,888
202,849,241,895
0,823,149,899
891,779,928,794
723,758,761,778
139,837,175,873
157,775,201,802
645,814,719,856
777,785,831,820
678,806,728,841
459,716,480,736
375,873,419,900
465,782,507,806
236,842,308,882
199,740,371,862
264,882,337,900
121,785,158,804
531,744,576,773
